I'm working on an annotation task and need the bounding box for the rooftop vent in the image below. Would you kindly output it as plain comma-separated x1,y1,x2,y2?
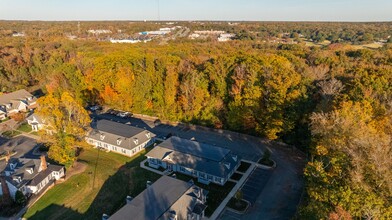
102,214,109,220
126,195,133,204
146,180,152,188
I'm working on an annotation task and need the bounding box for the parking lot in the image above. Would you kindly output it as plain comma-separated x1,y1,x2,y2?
241,168,272,205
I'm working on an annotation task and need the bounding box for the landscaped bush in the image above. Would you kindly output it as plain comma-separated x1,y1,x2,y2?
237,161,251,173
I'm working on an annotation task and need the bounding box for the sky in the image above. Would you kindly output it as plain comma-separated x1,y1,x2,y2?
0,0,391,21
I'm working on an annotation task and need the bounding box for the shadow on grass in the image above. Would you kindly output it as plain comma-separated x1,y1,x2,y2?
28,149,161,220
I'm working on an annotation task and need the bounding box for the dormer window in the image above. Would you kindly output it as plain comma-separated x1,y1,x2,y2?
224,162,230,169
133,138,139,145
117,138,122,145
26,167,34,174
145,132,151,138
27,96,32,101
6,103,11,108
13,176,22,183
232,155,237,162
100,134,105,140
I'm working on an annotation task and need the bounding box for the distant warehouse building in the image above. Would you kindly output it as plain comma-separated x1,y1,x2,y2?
146,136,240,185
86,120,155,157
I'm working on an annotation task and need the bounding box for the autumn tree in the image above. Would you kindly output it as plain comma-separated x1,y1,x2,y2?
36,91,90,166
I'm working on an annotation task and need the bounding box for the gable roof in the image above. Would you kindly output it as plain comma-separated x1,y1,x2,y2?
96,119,146,138
27,113,44,124
88,120,155,150
0,89,35,106
146,137,239,178
109,176,207,220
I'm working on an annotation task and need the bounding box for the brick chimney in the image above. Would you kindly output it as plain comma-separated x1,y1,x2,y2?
0,176,12,206
40,155,47,171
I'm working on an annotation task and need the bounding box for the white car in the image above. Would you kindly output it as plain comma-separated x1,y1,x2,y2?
117,112,129,117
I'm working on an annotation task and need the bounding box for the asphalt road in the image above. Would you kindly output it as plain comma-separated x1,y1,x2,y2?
93,113,306,219
0,135,39,171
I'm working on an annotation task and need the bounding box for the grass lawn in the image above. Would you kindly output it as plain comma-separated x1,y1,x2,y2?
24,147,161,220
17,122,32,133
174,173,235,217
237,161,251,173
1,130,21,138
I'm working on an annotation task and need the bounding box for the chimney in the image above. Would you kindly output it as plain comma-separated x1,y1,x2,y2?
40,155,47,171
5,151,10,163
0,176,13,206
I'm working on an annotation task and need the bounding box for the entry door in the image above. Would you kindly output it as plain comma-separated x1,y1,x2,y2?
167,164,173,171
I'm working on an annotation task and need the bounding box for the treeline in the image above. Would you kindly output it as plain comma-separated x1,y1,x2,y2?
1,21,392,44
0,36,391,218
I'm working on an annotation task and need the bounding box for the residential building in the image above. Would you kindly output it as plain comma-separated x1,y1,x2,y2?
86,119,155,157
0,89,37,120
26,113,45,131
109,175,208,220
146,136,240,185
0,155,64,198
218,33,236,42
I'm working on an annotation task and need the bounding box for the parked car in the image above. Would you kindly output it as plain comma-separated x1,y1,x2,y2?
117,112,129,118
89,105,102,111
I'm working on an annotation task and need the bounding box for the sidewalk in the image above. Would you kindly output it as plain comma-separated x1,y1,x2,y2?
209,161,257,220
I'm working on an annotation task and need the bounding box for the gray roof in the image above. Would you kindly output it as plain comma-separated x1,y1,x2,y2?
0,89,36,111
88,120,155,150
109,176,207,220
146,137,240,178
5,158,63,188
158,136,230,162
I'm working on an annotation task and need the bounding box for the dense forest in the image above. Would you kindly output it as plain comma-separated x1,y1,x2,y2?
0,21,391,218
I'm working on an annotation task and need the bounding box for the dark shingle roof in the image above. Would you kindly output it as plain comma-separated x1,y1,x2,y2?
146,137,240,178
109,176,194,220
96,120,145,138
88,120,155,150
158,136,230,162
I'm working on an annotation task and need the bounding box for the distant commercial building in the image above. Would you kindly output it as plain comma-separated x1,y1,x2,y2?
86,120,155,157
109,175,208,220
218,33,236,42
87,29,112,34
146,136,240,185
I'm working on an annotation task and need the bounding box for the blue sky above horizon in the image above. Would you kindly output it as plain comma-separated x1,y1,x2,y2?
0,0,391,21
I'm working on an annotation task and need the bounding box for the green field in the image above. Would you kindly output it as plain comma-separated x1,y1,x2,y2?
24,147,160,220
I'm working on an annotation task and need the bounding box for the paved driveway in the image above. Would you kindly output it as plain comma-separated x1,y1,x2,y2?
0,135,38,171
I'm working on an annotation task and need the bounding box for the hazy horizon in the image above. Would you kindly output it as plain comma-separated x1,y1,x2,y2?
1,0,391,22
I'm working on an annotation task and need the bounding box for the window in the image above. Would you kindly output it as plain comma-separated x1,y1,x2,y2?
215,177,221,183
192,170,197,176
207,175,213,180
199,172,206,178
180,166,186,172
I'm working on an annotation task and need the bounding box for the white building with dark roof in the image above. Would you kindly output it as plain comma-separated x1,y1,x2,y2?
0,89,37,120
0,155,64,198
109,175,208,220
146,136,240,185
86,120,155,157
